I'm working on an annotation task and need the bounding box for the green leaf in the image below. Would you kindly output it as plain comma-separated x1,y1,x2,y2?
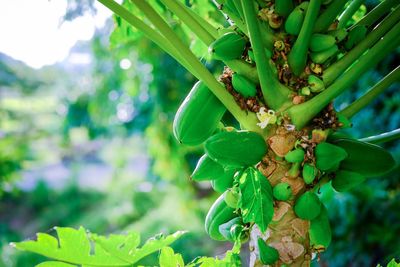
12,227,185,267
238,167,274,233
93,230,186,264
189,250,241,267
159,247,185,267
386,259,400,267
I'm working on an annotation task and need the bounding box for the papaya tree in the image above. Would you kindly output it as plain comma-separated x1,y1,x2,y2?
12,0,400,266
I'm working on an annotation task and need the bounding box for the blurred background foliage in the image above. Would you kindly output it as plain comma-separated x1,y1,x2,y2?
0,0,399,266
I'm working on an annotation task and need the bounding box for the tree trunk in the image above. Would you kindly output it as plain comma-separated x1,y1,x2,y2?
250,126,313,266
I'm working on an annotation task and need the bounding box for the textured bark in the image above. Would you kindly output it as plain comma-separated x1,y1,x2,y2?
250,126,313,267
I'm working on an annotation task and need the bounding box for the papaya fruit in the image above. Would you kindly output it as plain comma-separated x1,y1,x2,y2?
310,204,331,249
294,191,321,220
173,81,226,146
210,168,238,193
331,138,395,176
205,192,237,241
273,182,292,201
191,154,225,181
315,142,348,171
205,130,267,167
308,74,325,93
331,170,365,192
218,217,242,242
284,2,309,35
302,163,317,184
310,45,338,64
224,189,240,208
275,0,294,17
284,148,305,163
209,32,246,60
231,73,257,97
310,34,336,52
258,238,279,265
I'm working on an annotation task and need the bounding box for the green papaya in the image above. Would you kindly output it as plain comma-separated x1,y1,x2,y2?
302,163,317,184
211,168,238,193
224,188,240,208
285,9,304,35
284,148,305,163
331,138,396,176
231,73,257,97
209,32,246,60
218,217,242,242
308,74,325,93
257,238,279,265
294,191,321,220
205,130,267,167
173,81,226,146
191,155,224,181
205,193,237,241
284,2,309,35
273,182,292,201
332,170,365,192
275,0,294,17
310,205,331,249
328,28,348,42
315,142,348,171
310,34,336,52
310,45,338,64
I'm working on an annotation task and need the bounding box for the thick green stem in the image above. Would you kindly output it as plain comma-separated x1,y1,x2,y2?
241,0,291,110
323,5,400,86
215,0,248,34
340,66,400,118
126,0,261,132
287,23,400,129
350,0,400,30
359,128,400,144
314,0,347,32
337,0,365,28
288,0,321,76
98,0,189,72
160,0,215,45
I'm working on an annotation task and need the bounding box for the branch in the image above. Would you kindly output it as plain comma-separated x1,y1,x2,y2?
129,0,262,132
288,0,321,76
323,5,400,86
350,0,400,30
314,0,347,32
286,22,400,129
358,128,400,144
337,0,365,29
340,66,400,118
241,0,291,110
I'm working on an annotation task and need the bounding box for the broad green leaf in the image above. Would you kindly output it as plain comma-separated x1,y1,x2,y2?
238,167,274,233
93,230,186,264
387,259,400,267
12,227,129,266
12,227,185,267
188,250,241,267
159,247,185,267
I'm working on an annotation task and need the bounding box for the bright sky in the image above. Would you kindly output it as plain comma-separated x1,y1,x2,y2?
0,0,112,69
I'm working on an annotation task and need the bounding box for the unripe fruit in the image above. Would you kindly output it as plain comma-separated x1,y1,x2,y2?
273,182,292,201
310,33,336,52
308,74,325,93
173,81,226,145
224,189,239,208
285,2,309,35
302,163,317,184
315,142,348,171
218,217,242,242
231,73,257,97
294,191,322,220
191,155,224,181
210,168,238,193
209,32,246,60
310,205,331,249
258,238,279,265
310,45,339,64
205,131,267,167
284,148,305,163
205,193,237,241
